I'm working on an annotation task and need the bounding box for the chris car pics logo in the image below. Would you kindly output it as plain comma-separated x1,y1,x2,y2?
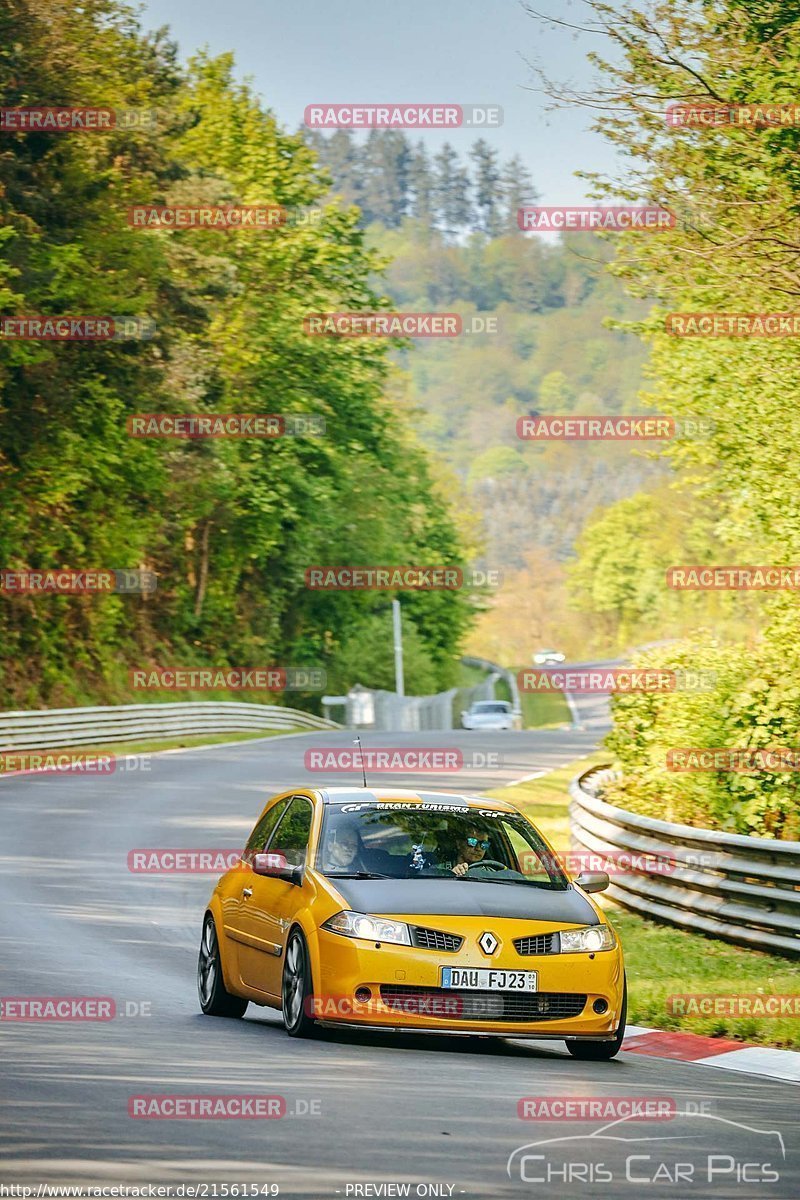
506,1113,785,1188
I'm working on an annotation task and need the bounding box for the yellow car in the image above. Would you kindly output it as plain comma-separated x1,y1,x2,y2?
198,787,626,1059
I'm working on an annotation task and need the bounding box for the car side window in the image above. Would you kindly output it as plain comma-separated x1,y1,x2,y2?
270,796,314,868
505,824,551,881
245,797,290,855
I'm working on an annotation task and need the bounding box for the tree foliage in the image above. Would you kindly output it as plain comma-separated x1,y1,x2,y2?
306,128,535,238
0,0,473,706
529,0,800,835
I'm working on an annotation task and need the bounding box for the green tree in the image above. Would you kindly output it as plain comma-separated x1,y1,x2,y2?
408,140,435,224
0,3,474,707
469,139,502,237
361,130,411,227
433,143,472,238
500,154,537,234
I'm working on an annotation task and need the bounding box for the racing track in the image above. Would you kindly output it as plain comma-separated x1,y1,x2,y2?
0,697,797,1198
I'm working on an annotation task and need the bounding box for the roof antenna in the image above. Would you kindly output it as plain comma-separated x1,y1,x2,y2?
353,735,368,788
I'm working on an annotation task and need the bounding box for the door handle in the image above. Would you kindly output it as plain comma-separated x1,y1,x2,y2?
242,887,253,898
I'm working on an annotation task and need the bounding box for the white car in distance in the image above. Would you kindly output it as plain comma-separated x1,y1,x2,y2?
532,648,566,665
461,700,514,730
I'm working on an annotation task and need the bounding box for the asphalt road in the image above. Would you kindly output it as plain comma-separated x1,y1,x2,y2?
1,713,797,1198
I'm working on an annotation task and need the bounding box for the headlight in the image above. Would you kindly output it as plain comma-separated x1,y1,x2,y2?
322,910,411,945
560,924,616,953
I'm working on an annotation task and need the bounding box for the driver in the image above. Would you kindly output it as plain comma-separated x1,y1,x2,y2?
452,826,492,877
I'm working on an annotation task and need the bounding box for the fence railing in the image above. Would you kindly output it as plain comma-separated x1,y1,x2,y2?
569,765,800,959
323,656,517,732
0,702,340,752
461,655,522,727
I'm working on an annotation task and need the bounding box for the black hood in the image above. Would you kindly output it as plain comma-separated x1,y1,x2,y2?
326,877,599,924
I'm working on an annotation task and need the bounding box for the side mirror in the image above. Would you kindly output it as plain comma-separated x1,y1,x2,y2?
252,852,302,885
574,870,610,894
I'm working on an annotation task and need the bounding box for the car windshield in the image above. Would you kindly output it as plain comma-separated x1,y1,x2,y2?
473,702,510,713
316,803,568,888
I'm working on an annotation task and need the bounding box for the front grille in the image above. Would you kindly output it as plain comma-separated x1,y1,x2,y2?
411,925,464,952
379,985,586,1023
514,932,559,956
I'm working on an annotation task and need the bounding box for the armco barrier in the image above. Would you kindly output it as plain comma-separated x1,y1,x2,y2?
569,765,800,959
460,655,523,728
0,702,340,752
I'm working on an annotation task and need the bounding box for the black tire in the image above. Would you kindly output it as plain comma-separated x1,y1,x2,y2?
282,927,317,1038
198,914,248,1018
566,977,627,1061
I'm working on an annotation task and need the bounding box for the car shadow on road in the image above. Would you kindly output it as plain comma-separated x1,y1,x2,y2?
232,1009,626,1066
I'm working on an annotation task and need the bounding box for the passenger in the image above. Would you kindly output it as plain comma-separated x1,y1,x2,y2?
321,819,367,873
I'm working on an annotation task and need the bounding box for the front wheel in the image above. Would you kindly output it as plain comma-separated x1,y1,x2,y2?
282,928,317,1037
566,978,627,1061
198,914,248,1018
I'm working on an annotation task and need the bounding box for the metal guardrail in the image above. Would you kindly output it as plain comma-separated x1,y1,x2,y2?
461,656,523,728
352,685,460,732
323,656,517,732
569,765,800,959
0,702,340,752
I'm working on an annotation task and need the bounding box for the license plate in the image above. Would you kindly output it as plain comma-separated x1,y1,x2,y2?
440,967,538,991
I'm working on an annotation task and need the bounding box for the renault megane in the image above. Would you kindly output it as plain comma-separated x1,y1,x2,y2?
198,787,626,1059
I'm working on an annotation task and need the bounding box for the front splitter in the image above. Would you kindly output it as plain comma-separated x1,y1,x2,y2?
317,1019,616,1040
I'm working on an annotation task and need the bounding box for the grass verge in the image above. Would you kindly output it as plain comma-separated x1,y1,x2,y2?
492,668,571,729
519,688,571,730
486,758,800,1050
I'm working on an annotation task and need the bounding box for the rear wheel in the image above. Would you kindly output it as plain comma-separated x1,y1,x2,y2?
198,914,248,1018
566,978,627,1061
282,928,317,1037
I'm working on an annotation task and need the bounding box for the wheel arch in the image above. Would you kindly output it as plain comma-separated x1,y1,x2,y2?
286,911,321,998
204,896,240,996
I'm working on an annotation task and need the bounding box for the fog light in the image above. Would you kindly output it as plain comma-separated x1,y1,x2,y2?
355,987,372,1003
593,998,609,1014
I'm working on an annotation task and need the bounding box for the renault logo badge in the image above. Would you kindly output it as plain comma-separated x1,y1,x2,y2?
479,931,499,955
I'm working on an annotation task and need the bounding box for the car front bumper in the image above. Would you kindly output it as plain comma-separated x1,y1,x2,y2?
314,920,624,1038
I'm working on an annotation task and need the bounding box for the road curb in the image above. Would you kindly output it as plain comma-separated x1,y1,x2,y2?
623,1025,800,1083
